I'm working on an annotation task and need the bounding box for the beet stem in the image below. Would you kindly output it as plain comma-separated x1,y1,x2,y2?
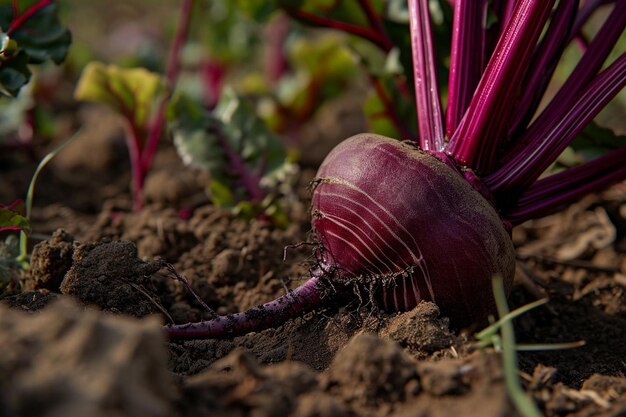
283,7,393,52
504,146,626,225
504,2,626,156
408,0,445,151
568,0,615,44
446,0,556,171
446,0,487,139
508,0,579,136
140,0,195,182
486,53,626,194
165,276,325,340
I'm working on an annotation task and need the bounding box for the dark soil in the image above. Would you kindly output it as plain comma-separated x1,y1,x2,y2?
1,106,626,417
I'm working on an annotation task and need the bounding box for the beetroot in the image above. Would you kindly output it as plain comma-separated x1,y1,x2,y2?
312,134,515,324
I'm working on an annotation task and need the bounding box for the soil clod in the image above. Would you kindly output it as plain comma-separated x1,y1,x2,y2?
60,239,166,317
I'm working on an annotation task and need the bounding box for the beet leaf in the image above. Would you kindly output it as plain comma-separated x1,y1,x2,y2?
74,63,165,210
168,90,295,224
0,0,70,96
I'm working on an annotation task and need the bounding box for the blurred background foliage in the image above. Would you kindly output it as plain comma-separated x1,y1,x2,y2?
2,0,625,163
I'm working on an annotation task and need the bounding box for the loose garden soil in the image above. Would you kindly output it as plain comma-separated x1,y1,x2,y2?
1,105,625,417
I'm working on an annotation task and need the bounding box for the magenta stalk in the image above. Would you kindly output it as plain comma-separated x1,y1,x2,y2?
141,0,195,175
446,0,487,139
514,2,626,152
487,53,626,194
508,0,578,136
284,7,393,52
446,0,556,172
408,0,444,151
124,123,146,213
505,146,626,225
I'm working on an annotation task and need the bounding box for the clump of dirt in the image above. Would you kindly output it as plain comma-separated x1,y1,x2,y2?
529,366,626,416
0,298,173,417
381,301,456,359
22,229,75,291
59,239,166,317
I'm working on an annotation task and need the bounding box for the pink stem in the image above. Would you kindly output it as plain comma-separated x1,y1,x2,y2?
357,0,392,47
483,0,517,63
446,0,487,139
445,0,556,172
264,13,290,86
486,53,626,194
140,0,195,176
520,1,626,146
201,59,227,109
98,79,147,211
212,127,266,202
499,0,517,31
504,146,626,225
284,7,393,52
508,0,579,135
408,0,444,151
124,123,146,212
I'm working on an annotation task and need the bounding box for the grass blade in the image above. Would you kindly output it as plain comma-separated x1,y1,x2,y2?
492,275,543,417
17,129,82,265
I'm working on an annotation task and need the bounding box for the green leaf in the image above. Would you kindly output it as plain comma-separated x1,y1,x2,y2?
0,2,71,96
0,2,71,64
167,93,224,172
195,2,262,63
570,122,626,160
0,48,31,96
74,62,164,132
209,179,235,207
284,34,357,106
169,90,296,213
0,202,30,233
236,0,279,22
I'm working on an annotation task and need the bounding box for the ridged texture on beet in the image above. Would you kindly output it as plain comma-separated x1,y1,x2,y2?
311,134,515,325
